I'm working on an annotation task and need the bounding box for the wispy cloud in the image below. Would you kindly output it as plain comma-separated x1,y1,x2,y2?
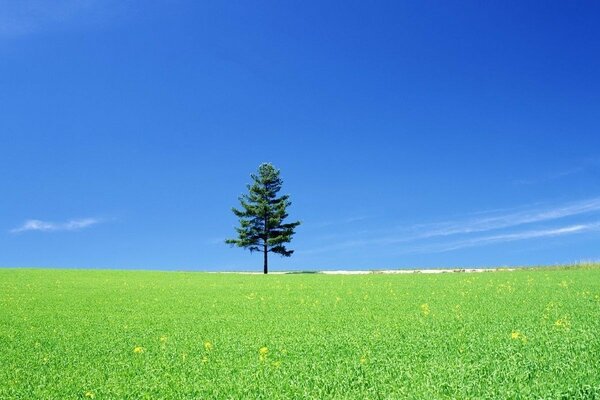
303,196,600,255
407,223,600,254
407,196,600,239
10,217,101,233
515,156,600,185
515,167,585,185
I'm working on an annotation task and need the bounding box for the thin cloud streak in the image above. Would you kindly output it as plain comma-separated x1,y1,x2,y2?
515,156,600,185
10,218,101,233
303,196,600,255
407,223,600,254
515,167,585,185
409,196,600,239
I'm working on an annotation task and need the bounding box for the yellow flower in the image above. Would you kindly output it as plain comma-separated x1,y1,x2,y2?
554,318,571,329
421,303,430,316
360,355,367,364
133,346,144,354
160,336,168,343
259,346,269,361
204,341,213,351
510,331,527,342
84,391,95,398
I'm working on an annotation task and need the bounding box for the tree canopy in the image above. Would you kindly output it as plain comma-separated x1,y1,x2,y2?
226,163,300,274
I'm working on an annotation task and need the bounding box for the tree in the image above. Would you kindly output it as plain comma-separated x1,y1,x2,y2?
226,163,300,274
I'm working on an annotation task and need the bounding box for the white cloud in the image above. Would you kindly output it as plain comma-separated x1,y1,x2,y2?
405,196,600,240
515,157,600,185
10,217,101,233
303,196,600,255
407,223,600,254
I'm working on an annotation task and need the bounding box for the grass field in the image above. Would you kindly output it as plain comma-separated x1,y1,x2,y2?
1,266,600,399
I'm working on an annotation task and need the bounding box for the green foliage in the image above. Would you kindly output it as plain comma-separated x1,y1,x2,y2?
1,267,600,398
226,163,300,272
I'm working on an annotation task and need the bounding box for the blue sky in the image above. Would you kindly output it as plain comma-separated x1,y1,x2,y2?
1,1,600,271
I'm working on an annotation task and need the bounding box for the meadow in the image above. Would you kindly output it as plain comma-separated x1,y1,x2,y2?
1,266,599,399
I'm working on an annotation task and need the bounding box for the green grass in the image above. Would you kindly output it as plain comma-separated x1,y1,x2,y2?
1,266,600,399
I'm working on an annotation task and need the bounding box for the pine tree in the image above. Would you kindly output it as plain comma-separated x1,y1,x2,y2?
226,163,301,274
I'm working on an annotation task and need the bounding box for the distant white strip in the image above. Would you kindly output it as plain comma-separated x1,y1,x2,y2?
10,218,101,233
320,268,513,274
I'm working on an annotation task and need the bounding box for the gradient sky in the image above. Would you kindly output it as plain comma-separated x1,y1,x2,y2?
2,1,600,271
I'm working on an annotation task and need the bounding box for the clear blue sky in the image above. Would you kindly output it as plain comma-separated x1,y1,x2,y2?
2,1,600,271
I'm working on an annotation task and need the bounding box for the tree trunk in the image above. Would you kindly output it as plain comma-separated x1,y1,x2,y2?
263,244,268,274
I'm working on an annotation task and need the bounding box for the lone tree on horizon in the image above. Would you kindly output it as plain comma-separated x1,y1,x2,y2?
226,163,301,274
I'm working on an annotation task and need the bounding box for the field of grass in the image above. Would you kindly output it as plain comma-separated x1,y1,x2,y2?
1,266,600,399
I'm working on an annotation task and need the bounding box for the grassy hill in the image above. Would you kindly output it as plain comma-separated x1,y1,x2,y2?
1,266,599,399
